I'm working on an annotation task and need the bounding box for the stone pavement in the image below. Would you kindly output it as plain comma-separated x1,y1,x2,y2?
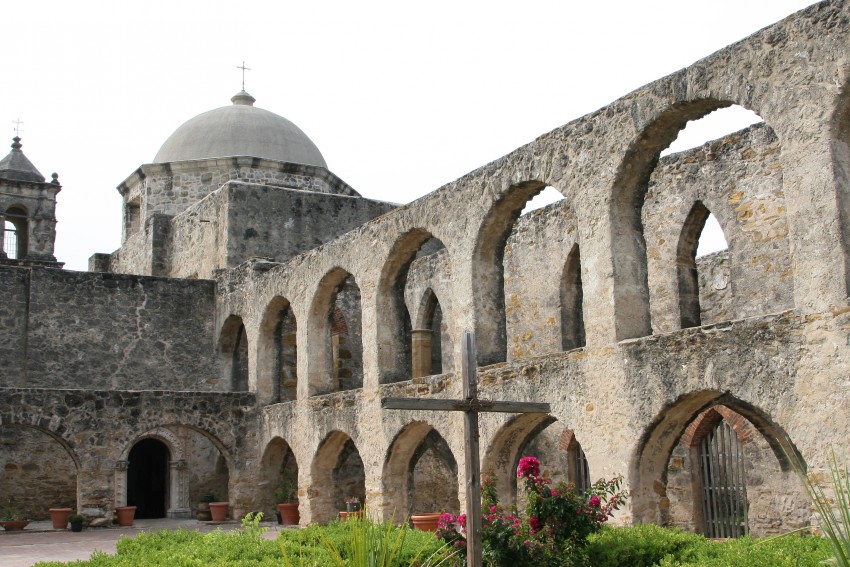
0,518,287,567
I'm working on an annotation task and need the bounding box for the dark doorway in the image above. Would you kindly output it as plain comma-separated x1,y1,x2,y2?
127,439,170,518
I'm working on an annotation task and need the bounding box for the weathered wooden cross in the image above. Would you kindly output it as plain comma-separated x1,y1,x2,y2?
382,331,551,567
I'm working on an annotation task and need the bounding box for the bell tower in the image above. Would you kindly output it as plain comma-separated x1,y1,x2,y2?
0,136,63,267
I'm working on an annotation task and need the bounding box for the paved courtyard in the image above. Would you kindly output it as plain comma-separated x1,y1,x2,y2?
0,518,286,567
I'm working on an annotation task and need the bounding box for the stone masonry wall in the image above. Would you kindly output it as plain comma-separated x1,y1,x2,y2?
0,267,220,391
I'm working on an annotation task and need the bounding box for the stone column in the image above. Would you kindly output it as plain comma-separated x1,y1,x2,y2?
168,459,191,518
113,460,129,507
411,329,432,378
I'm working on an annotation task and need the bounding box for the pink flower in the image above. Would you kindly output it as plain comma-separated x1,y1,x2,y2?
458,514,467,528
528,515,542,533
589,495,601,507
517,456,541,478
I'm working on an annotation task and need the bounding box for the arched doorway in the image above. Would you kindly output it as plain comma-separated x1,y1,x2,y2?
127,438,170,518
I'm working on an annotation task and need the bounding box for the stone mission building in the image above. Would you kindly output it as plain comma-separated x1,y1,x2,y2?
1,0,849,538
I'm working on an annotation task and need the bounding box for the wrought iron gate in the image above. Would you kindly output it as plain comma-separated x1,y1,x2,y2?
698,420,748,538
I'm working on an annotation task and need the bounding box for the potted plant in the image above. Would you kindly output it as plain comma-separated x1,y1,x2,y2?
275,469,299,526
68,514,85,532
197,493,215,521
0,504,29,531
339,496,363,520
49,507,73,529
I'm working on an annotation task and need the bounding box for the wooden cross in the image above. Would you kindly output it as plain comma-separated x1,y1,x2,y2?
382,331,551,567
236,61,251,90
12,118,23,137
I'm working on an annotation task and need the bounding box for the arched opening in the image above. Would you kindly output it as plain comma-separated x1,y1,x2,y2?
413,289,448,377
258,298,298,403
560,243,586,350
3,206,28,259
0,424,79,519
310,431,365,523
377,230,447,383
124,197,141,239
473,182,574,366
383,422,459,519
483,414,588,508
632,391,809,536
259,437,299,520
127,438,170,519
619,101,790,337
410,430,459,516
219,315,249,392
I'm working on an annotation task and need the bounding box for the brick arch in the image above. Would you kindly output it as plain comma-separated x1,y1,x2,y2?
376,228,447,384
257,296,298,404
306,267,363,396
472,180,558,366
680,405,754,448
630,389,802,526
381,420,459,519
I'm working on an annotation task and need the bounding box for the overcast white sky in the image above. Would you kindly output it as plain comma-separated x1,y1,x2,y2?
2,0,816,270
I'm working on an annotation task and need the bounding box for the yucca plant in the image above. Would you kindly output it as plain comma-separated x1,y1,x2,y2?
792,449,850,566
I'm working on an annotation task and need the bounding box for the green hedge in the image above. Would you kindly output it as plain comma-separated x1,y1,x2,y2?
586,524,832,567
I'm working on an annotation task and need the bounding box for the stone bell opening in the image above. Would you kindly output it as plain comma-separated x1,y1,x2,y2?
127,438,170,519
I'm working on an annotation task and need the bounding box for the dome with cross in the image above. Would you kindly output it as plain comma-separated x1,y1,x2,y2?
153,91,327,168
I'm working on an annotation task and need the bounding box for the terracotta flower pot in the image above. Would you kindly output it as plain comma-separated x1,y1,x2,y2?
49,508,73,529
339,510,364,521
277,502,299,526
209,502,229,522
410,513,442,531
1,520,31,531
196,502,212,521
115,506,136,526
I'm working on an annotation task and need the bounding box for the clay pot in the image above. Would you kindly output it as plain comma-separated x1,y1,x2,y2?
339,511,364,521
0,520,30,531
196,502,212,522
114,506,136,527
277,502,300,526
209,502,229,522
410,513,442,531
49,508,72,529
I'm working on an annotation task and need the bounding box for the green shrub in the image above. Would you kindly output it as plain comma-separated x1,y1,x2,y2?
586,524,709,567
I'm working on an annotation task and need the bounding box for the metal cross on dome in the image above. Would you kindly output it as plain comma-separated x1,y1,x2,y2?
236,61,251,91
12,118,23,137
382,331,551,567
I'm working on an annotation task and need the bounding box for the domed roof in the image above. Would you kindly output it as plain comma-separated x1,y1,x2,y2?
153,91,327,167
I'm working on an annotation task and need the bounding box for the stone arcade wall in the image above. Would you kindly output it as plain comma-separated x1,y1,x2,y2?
0,267,219,391
217,0,850,528
2,0,849,534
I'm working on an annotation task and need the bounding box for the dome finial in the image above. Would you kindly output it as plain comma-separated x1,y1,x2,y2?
11,136,22,150
231,90,256,106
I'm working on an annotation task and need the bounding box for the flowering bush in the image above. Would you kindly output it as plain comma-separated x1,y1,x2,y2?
436,456,627,567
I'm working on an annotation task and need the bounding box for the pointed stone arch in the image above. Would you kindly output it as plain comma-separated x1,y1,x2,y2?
310,430,365,524
377,229,447,383
411,287,446,377
472,180,551,366
307,268,363,396
219,314,249,392
677,201,713,328
259,436,299,521
630,390,806,532
560,242,586,351
382,421,459,519
258,296,298,404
